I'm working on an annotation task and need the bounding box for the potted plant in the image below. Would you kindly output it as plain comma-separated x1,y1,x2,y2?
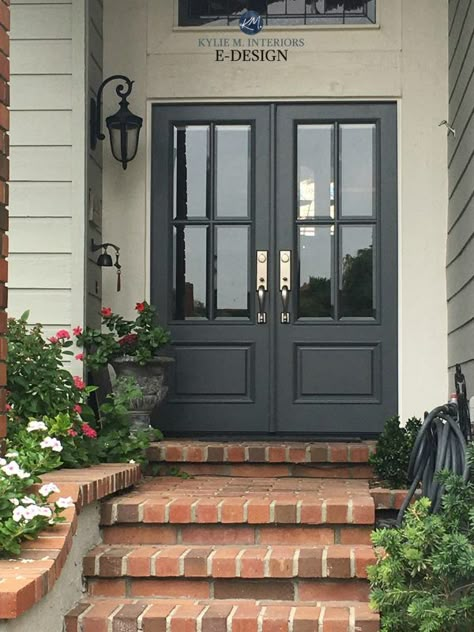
74,301,172,431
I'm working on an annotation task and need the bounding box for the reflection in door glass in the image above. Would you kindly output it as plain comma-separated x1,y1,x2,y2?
216,126,251,218
340,124,376,217
173,226,208,319
298,225,334,318
216,226,250,318
297,125,335,220
173,126,209,219
340,225,375,318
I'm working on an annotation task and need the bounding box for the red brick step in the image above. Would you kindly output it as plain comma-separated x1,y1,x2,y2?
65,597,380,632
147,440,376,479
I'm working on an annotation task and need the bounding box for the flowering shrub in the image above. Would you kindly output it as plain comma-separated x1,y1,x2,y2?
7,313,95,425
0,435,75,556
75,301,170,371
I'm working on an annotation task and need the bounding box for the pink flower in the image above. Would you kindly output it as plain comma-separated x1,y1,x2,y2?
48,336,58,344
135,301,146,313
101,307,112,317
73,376,86,390
73,326,83,336
67,429,78,437
56,329,70,340
81,423,97,439
5,403,11,411
73,404,82,414
75,353,84,361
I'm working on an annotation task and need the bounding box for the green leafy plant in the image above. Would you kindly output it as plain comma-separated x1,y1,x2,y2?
369,471,474,632
0,431,77,557
7,313,95,425
369,416,422,488
75,301,170,371
94,377,163,466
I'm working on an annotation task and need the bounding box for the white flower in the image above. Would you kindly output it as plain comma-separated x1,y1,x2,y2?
39,483,60,498
21,497,36,505
1,461,21,477
129,460,136,464
9,498,19,506
26,420,48,433
23,505,41,521
0,458,6,466
37,506,52,519
17,470,31,480
55,496,74,509
5,451,18,458
12,506,26,522
40,437,63,453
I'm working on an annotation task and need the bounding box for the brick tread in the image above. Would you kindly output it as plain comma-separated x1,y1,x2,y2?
149,440,376,465
101,477,375,527
65,597,379,632
84,543,376,579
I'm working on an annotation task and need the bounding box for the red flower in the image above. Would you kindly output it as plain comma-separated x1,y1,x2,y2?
73,326,83,336
5,403,11,411
101,307,112,317
118,333,139,347
56,329,70,340
73,376,86,390
75,353,84,361
48,336,58,344
68,429,78,437
82,423,97,439
135,302,146,313
73,404,82,414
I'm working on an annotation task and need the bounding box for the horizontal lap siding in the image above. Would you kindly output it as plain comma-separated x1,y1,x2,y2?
10,1,73,330
447,0,474,386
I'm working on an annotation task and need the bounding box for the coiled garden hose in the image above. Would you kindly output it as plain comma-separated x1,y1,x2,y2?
396,402,470,526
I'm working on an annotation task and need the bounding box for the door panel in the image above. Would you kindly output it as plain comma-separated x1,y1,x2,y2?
151,105,271,433
275,103,397,434
151,102,398,436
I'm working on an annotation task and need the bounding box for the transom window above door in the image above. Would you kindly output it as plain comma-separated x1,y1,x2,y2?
178,1,376,27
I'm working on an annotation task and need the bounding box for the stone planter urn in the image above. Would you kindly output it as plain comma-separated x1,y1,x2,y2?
110,355,174,432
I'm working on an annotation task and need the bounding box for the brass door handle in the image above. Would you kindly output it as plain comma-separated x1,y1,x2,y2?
280,251,291,324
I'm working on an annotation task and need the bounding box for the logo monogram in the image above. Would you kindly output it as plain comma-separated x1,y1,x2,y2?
239,11,263,35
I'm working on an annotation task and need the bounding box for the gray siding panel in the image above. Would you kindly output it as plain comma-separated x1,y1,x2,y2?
448,0,474,376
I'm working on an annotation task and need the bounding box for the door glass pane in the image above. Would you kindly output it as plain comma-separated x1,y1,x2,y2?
216,226,249,318
173,126,209,219
216,125,251,218
340,124,376,217
298,225,334,318
297,125,335,220
173,226,208,319
340,225,375,318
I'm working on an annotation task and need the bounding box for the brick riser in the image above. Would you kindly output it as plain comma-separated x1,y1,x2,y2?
150,462,374,479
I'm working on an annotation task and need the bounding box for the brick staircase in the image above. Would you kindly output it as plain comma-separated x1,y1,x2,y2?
65,441,380,631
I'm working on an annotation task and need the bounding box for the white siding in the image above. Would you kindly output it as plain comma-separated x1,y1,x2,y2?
10,0,87,370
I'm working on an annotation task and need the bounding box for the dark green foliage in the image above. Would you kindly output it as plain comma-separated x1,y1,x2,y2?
369,416,422,488
369,471,474,632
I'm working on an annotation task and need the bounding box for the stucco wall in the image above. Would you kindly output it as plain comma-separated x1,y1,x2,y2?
447,0,474,389
100,0,449,420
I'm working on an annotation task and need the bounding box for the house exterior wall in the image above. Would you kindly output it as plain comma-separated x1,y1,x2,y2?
9,0,87,370
0,0,8,444
99,0,449,420
447,0,474,389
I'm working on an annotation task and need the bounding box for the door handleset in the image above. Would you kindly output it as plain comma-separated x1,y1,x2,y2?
256,250,292,324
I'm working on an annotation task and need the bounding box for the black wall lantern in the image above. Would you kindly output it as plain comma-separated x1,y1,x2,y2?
90,75,143,170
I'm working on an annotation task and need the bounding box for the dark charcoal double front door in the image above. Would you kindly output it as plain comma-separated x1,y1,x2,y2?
151,103,397,436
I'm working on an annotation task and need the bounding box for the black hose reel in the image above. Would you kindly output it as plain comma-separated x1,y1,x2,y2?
395,364,472,526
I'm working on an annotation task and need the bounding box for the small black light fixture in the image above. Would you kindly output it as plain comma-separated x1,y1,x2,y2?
91,239,122,292
90,75,143,170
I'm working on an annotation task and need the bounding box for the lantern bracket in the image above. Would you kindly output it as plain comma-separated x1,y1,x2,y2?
90,74,135,151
